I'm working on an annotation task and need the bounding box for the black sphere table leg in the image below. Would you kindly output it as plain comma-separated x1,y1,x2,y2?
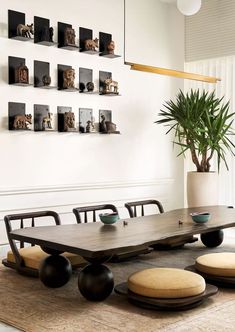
39,255,72,288
201,230,224,248
78,263,114,301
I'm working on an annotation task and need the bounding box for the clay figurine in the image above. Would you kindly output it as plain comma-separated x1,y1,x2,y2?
17,23,34,38
86,81,94,92
64,27,76,46
103,78,118,94
49,27,54,43
42,112,53,130
107,40,115,54
64,111,75,131
84,38,99,51
63,68,75,89
42,75,51,86
100,114,118,133
13,114,32,129
15,64,29,84
79,82,85,92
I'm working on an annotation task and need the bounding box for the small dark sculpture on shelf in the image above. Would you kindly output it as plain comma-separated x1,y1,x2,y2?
17,23,34,38
13,114,32,129
42,112,53,130
64,111,75,131
64,27,76,46
79,82,85,92
103,78,118,94
100,114,107,132
84,38,99,51
49,27,54,43
15,64,29,84
107,40,115,54
100,114,118,133
42,75,51,86
86,81,94,92
63,68,75,89
86,118,96,133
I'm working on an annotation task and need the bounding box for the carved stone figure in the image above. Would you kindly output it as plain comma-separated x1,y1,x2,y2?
17,23,34,38
63,68,75,89
42,75,51,86
64,111,75,131
64,27,76,46
103,78,118,94
86,81,94,92
84,38,99,51
15,64,29,84
49,27,54,42
42,112,53,130
107,40,115,54
13,114,32,129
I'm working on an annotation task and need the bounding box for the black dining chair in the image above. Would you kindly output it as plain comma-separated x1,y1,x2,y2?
73,204,118,223
3,210,86,277
125,199,197,249
72,204,152,262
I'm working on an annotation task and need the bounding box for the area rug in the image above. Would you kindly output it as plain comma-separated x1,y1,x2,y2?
1,238,235,332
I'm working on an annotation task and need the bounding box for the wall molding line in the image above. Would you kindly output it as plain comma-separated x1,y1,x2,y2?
0,178,174,196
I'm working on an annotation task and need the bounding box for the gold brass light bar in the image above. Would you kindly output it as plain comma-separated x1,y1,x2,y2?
125,62,221,84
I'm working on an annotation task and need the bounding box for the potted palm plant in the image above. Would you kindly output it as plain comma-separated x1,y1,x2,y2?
156,89,235,207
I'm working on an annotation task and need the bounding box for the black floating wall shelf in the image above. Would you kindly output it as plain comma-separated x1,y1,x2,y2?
34,16,56,46
57,106,77,132
99,70,120,96
34,60,56,89
79,27,100,55
8,10,34,41
8,102,32,131
57,64,79,91
99,109,120,134
99,32,121,58
34,104,55,131
79,68,97,93
58,22,79,51
8,56,32,86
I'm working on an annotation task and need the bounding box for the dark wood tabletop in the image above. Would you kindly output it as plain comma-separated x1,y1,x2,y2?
10,206,235,259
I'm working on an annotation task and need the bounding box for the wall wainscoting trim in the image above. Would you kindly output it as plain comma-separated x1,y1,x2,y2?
0,178,176,244
0,178,174,196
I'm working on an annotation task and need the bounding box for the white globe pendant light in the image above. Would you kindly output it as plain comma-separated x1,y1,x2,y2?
177,0,201,16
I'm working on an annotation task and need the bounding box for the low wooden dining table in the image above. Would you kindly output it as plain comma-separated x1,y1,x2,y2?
9,205,235,301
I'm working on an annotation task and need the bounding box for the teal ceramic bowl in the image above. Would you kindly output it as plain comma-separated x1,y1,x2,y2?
190,212,211,224
99,212,119,224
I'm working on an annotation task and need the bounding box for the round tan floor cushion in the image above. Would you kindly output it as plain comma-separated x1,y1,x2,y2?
128,268,205,298
196,252,235,277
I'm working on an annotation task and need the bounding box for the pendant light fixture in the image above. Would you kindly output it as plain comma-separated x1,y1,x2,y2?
124,0,220,83
177,0,201,16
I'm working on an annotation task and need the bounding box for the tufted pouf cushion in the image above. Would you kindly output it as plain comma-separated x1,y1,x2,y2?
128,268,206,298
7,245,86,269
196,252,235,277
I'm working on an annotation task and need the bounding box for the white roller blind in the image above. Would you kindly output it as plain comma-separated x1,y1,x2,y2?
186,0,235,62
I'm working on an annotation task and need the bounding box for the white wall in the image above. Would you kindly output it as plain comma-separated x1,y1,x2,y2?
0,0,184,245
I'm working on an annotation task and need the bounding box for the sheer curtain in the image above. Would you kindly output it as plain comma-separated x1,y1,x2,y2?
184,56,235,206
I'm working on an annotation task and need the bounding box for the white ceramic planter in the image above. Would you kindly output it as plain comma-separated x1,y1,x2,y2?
187,171,218,208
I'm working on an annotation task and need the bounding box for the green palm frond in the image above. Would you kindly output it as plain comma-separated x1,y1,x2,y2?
156,89,235,172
